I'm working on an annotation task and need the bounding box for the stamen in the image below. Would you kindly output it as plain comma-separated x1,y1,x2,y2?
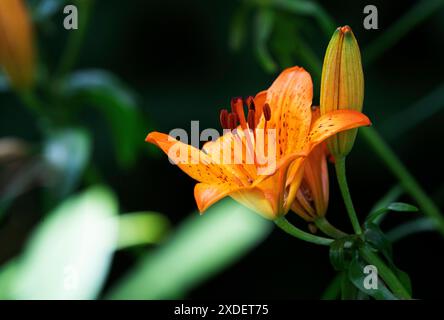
219,109,229,129
231,96,248,131
263,103,271,121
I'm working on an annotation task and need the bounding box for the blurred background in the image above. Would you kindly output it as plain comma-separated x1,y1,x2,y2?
0,0,443,299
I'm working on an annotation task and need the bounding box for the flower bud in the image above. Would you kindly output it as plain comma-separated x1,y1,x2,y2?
320,26,364,158
0,0,35,89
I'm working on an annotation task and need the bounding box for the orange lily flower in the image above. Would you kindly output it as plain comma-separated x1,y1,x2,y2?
291,107,329,222
146,66,370,220
0,0,35,89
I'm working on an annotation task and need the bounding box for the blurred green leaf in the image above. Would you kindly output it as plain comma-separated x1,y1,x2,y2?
255,8,277,73
386,217,437,242
0,73,10,92
0,161,43,219
272,0,335,37
6,186,118,299
364,0,444,65
117,212,170,250
382,84,444,140
29,0,70,22
0,260,19,299
43,128,91,199
61,69,145,168
229,5,249,51
107,199,272,299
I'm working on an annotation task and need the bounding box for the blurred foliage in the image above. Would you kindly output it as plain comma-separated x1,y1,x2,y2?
108,199,272,299
0,0,443,300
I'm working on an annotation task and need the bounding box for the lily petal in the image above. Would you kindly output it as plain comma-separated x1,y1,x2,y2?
265,66,313,157
307,109,371,151
195,183,240,213
146,132,242,186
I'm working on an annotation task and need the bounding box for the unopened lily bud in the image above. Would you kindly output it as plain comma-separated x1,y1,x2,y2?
320,26,364,158
0,0,35,89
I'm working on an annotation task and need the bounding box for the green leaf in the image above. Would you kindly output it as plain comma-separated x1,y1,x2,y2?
106,199,272,299
43,128,91,199
369,185,403,216
393,267,412,297
7,186,118,299
364,223,393,263
60,70,146,168
117,212,170,249
348,254,398,300
362,226,413,297
388,202,419,212
340,272,358,300
329,236,359,271
366,202,419,226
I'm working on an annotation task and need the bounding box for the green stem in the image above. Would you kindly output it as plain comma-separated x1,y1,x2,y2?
314,217,348,239
359,246,411,299
362,127,444,235
321,273,342,300
55,0,95,78
274,217,333,246
334,157,363,235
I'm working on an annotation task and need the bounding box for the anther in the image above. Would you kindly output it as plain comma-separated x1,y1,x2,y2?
231,97,242,114
219,109,229,129
247,110,255,130
228,112,238,130
245,96,255,111
263,103,271,121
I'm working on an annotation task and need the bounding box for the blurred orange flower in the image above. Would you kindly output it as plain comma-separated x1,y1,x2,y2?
0,0,35,89
146,67,370,220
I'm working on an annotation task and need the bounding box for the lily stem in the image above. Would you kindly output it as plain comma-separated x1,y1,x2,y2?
361,127,444,236
314,217,348,239
359,245,411,299
274,217,333,246
334,156,363,235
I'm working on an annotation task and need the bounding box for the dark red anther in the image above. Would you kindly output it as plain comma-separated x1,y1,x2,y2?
245,96,255,111
230,97,242,114
263,103,271,121
247,110,255,129
228,112,238,130
219,109,229,129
